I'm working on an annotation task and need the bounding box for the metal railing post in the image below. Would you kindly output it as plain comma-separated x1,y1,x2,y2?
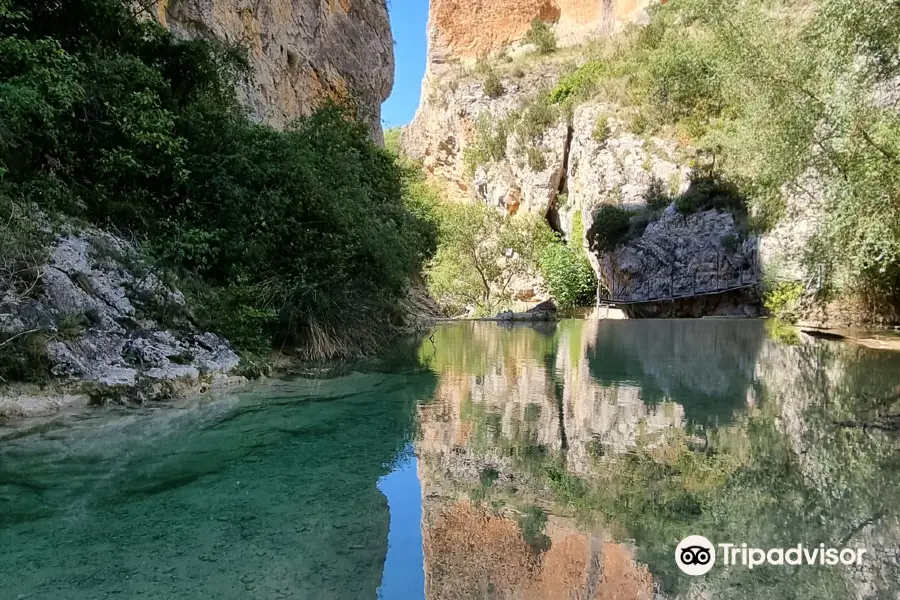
716,252,720,292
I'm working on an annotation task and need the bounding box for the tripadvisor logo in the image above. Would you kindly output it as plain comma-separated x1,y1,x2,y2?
675,535,867,576
676,535,716,575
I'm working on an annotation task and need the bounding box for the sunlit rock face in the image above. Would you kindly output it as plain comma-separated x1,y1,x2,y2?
426,0,657,75
156,0,394,138
403,0,763,316
404,0,670,211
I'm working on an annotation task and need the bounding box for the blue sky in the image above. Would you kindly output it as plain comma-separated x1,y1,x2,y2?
382,0,430,129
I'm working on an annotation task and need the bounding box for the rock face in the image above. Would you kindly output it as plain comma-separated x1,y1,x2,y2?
426,0,657,75
156,0,394,138
0,228,243,418
597,206,761,317
402,55,734,311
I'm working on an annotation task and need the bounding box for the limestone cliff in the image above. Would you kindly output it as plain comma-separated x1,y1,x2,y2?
0,225,244,419
156,0,394,137
403,61,759,313
403,0,766,315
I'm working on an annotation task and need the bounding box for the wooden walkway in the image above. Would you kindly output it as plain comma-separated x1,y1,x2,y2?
597,281,759,306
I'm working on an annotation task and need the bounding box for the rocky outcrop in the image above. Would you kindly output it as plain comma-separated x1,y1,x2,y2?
0,228,243,419
598,206,761,317
402,56,719,310
402,0,781,317
156,0,394,138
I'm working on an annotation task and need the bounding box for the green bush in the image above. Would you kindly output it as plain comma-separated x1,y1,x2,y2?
643,177,670,211
587,205,632,253
549,61,605,106
0,330,52,384
763,281,804,323
674,174,746,215
482,70,504,98
526,147,546,171
0,193,47,299
463,113,513,175
538,212,597,309
720,233,739,253
383,127,402,155
0,0,436,361
524,19,557,55
591,116,610,143
474,55,492,76
516,95,559,145
629,111,651,135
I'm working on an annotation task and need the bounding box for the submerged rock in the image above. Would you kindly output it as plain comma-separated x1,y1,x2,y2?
491,300,558,322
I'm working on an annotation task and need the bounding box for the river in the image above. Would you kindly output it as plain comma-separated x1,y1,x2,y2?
2,319,899,599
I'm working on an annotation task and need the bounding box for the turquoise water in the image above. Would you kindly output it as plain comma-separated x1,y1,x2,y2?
2,320,899,599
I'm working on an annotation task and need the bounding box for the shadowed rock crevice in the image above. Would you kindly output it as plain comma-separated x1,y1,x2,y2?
546,123,574,237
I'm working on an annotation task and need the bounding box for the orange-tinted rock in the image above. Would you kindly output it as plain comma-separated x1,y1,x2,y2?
427,0,656,68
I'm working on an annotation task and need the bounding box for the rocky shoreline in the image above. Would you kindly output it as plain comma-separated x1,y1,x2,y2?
0,226,246,420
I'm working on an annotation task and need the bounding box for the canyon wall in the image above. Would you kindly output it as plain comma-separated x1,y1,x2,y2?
156,0,394,137
403,66,758,314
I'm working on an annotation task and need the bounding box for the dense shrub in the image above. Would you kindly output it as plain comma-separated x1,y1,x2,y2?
537,212,597,309
483,70,504,99
587,205,632,253
591,116,610,143
763,281,804,323
526,147,547,171
643,177,670,211
383,126,403,155
523,19,557,55
674,174,746,215
0,0,435,360
549,61,605,106
516,95,559,144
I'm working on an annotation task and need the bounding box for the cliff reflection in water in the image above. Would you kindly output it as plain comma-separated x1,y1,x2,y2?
415,320,900,600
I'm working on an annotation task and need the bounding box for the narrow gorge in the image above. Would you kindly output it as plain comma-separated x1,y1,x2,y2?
2,2,900,599
401,0,900,326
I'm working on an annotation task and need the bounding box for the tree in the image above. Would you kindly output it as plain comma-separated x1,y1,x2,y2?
427,203,544,316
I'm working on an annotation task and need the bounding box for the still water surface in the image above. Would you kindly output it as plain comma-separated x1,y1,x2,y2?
2,320,900,599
